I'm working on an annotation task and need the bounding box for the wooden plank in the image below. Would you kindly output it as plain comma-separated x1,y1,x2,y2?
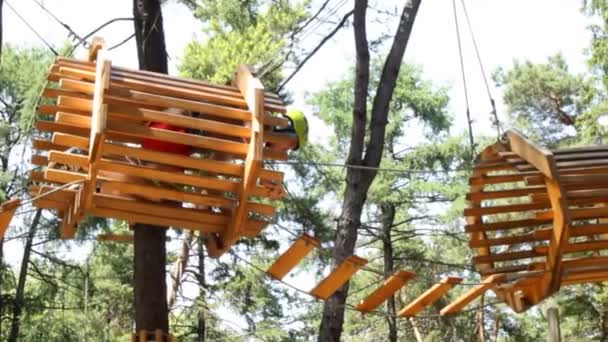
309,255,368,300
32,198,68,210
55,58,287,113
463,202,551,217
217,65,265,256
31,155,48,166
36,120,89,137
88,36,106,61
0,199,21,239
398,276,463,317
52,133,89,149
100,181,275,216
267,234,319,280
97,234,134,243
479,263,546,276
466,186,546,201
506,129,556,179
60,68,289,115
473,250,542,264
53,109,288,160
33,138,67,151
469,231,549,248
465,218,552,233
38,104,89,116
469,171,540,186
102,142,283,182
107,118,247,156
440,274,504,315
96,159,275,198
93,194,229,226
88,84,288,127
29,186,76,202
89,206,222,232
55,112,91,128
356,270,416,313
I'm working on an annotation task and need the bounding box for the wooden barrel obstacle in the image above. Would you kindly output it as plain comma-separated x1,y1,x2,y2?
0,37,301,258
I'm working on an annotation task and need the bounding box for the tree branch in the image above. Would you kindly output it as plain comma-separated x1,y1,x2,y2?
277,9,354,93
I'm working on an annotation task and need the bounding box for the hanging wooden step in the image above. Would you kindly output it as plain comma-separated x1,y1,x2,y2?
97,234,134,243
310,255,368,300
398,276,462,317
440,274,504,315
356,270,415,313
267,234,319,280
0,198,21,239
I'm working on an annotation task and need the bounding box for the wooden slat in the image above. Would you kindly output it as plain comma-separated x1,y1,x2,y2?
33,138,67,151
102,142,283,182
463,202,551,217
93,194,229,226
36,120,89,137
267,234,319,280
100,181,275,216
218,65,265,256
52,133,89,149
466,186,546,201
55,58,287,113
440,274,504,315
96,160,274,198
464,218,552,233
506,129,556,179
469,172,538,186
398,276,463,317
310,255,368,300
473,250,542,264
89,206,222,232
0,199,21,239
356,270,416,313
97,234,134,243
55,76,288,127
31,155,48,166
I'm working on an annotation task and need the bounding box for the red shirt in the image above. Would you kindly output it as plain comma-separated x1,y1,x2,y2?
142,122,192,156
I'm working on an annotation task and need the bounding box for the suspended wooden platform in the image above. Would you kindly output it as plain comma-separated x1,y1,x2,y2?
21,37,295,257
461,129,608,312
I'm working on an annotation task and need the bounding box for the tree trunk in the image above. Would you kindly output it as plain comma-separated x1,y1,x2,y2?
8,209,42,342
381,204,398,342
132,0,169,334
196,236,206,342
477,294,486,342
167,230,193,309
317,1,422,341
409,317,424,342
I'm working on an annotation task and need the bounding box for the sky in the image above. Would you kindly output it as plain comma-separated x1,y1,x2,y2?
1,0,596,331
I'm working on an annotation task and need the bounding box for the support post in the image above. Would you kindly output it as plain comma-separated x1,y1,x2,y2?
547,307,561,342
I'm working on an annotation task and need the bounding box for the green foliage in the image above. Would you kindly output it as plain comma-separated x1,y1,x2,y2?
180,0,309,90
493,54,595,146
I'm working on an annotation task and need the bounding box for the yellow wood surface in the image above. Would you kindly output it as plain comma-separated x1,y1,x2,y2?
356,270,415,313
267,234,319,280
216,65,266,257
310,255,368,300
440,274,503,315
506,129,556,179
0,199,21,239
55,58,288,115
398,276,462,317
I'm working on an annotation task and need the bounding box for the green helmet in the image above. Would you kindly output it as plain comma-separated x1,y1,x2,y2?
286,109,308,149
